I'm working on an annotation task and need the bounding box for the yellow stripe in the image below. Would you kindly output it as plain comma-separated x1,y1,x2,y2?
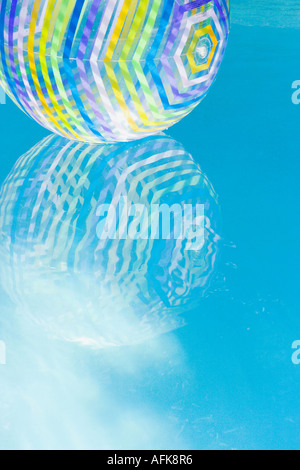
28,0,71,137
39,0,84,139
105,0,179,131
187,25,218,74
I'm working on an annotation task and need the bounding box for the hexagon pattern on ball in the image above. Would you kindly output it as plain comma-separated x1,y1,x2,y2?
0,0,230,143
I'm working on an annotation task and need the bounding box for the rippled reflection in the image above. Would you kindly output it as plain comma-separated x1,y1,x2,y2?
0,135,220,348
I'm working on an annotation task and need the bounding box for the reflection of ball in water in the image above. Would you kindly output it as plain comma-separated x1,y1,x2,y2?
0,0,230,143
0,135,220,347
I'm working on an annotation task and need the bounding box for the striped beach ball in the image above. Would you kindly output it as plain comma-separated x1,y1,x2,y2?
0,0,230,143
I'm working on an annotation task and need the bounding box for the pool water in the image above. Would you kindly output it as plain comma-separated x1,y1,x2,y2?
0,0,299,450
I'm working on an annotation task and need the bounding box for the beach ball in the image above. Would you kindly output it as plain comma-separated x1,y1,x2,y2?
0,135,220,347
0,0,230,143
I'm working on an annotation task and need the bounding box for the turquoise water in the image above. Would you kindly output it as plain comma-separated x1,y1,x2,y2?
0,0,299,450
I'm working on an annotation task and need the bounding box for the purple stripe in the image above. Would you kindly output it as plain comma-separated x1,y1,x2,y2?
8,0,44,124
